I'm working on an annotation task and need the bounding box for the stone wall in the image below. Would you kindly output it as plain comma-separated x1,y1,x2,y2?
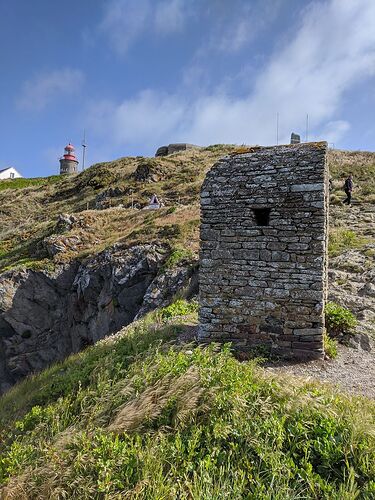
199,142,329,359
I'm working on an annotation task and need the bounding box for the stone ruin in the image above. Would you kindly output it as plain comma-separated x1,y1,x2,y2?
155,143,201,157
199,142,329,359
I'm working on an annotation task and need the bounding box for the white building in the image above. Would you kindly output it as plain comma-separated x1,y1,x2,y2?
0,167,23,180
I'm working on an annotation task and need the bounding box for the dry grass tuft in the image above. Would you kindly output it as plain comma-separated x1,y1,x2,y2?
0,477,30,500
108,366,206,433
230,145,261,155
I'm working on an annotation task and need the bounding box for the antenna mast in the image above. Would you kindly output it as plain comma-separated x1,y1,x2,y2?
276,112,279,145
305,114,309,142
82,130,87,171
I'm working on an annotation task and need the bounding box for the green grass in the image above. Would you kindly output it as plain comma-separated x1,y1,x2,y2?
0,222,54,273
328,228,369,257
0,306,374,499
0,175,61,191
157,298,198,320
163,246,194,269
323,332,338,359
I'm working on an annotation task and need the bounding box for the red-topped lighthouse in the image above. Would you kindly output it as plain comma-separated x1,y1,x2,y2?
59,143,79,175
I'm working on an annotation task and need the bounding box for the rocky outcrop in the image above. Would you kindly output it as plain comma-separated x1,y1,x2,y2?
328,204,375,339
134,161,163,183
0,244,198,394
94,187,127,210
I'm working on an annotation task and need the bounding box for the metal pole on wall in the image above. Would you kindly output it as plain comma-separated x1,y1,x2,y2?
305,114,309,142
82,130,87,171
276,112,279,145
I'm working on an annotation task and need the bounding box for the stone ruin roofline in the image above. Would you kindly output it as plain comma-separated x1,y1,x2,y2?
229,141,328,156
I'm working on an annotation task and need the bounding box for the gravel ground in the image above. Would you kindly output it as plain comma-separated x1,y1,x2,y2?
178,325,375,399
264,344,375,399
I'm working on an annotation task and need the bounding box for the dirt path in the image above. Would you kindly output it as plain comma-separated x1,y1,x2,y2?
264,344,375,399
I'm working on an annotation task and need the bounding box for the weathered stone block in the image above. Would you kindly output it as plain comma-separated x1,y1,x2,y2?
294,328,322,336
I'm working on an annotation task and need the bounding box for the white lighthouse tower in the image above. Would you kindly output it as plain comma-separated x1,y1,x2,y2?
59,143,79,175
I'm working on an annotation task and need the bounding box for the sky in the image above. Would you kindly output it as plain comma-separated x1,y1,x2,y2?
1,0,375,178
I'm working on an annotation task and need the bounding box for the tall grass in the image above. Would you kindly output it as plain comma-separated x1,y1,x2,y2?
0,309,374,499
328,228,369,257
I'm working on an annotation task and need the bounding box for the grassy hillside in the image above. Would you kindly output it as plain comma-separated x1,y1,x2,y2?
0,303,374,499
329,149,375,204
0,145,374,273
0,147,375,498
0,175,62,192
0,146,234,272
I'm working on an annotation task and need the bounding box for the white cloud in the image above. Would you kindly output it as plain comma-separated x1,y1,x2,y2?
216,19,253,53
99,0,279,55
92,0,375,150
100,0,151,55
154,0,187,34
88,91,187,153
100,0,189,54
200,0,282,54
17,69,84,112
112,90,187,144
320,120,351,145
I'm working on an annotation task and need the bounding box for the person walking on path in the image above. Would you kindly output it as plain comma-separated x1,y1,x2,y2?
343,174,353,206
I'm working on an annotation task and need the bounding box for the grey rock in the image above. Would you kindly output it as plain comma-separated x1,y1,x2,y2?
0,244,197,394
56,213,78,233
134,161,161,183
359,282,375,298
95,187,126,209
44,235,83,257
343,333,371,352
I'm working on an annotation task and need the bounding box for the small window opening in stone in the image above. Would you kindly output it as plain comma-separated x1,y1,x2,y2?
252,208,271,226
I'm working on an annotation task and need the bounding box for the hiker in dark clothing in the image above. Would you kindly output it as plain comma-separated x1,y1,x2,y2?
343,174,353,205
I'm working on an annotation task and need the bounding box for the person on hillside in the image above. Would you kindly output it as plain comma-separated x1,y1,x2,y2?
343,174,353,206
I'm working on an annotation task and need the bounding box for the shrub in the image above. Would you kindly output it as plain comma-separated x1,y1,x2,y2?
159,299,198,320
204,144,233,152
166,206,177,214
158,224,183,239
329,194,342,205
325,301,357,337
323,332,338,358
79,166,117,190
163,247,193,269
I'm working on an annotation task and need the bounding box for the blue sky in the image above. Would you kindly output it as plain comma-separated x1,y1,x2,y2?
1,0,375,178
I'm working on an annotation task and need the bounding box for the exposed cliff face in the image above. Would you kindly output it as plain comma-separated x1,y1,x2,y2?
0,244,197,394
